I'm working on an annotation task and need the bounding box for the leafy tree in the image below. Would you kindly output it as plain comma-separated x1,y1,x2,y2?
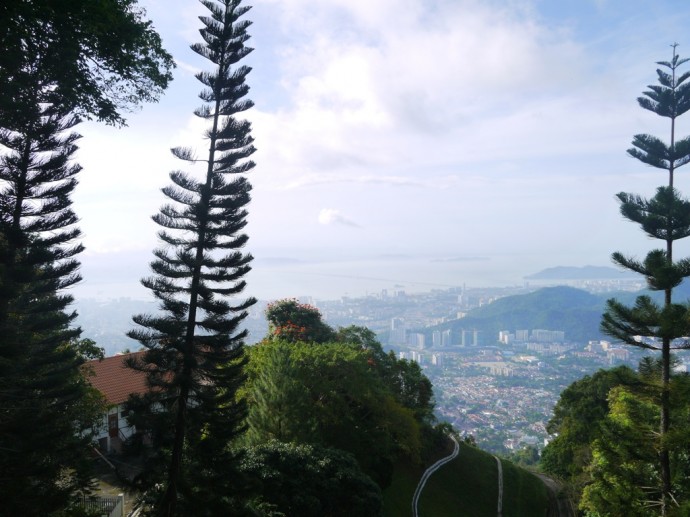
265,305,435,429
265,298,336,343
126,1,256,514
579,360,690,517
541,366,638,484
0,0,174,127
510,445,541,467
71,338,105,361
249,307,437,487
581,385,660,517
236,440,383,517
336,324,435,425
244,342,310,444
544,360,690,515
244,340,421,488
600,45,690,514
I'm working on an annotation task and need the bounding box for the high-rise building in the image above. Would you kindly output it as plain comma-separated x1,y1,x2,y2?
530,329,565,343
441,329,452,347
461,329,481,346
389,317,407,345
408,332,425,349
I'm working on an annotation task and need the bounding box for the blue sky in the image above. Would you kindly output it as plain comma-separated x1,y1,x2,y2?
71,0,690,300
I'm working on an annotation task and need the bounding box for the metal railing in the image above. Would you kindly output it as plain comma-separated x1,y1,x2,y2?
79,494,124,517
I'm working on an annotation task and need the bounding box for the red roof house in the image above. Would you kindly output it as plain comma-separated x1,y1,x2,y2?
84,351,150,453
85,351,149,405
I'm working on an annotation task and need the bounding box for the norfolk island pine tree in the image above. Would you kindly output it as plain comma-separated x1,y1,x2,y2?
0,2,172,512
126,1,256,515
600,45,690,515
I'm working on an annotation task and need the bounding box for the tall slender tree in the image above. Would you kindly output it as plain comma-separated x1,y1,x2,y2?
127,1,256,514
0,101,94,515
601,44,690,515
0,3,172,510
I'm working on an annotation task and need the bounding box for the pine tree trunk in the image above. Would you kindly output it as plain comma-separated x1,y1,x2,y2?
660,335,671,516
159,388,188,517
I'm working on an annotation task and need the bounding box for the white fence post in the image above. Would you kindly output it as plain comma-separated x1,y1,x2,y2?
109,493,124,517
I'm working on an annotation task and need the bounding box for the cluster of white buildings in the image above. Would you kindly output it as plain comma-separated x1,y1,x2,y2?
498,329,565,345
390,316,485,348
398,350,444,366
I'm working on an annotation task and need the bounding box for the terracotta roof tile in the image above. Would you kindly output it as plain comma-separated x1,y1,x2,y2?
84,352,150,405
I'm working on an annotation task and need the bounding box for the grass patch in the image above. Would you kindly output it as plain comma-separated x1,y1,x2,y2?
383,440,454,517
500,459,550,517
417,442,498,516
383,459,425,517
384,440,551,516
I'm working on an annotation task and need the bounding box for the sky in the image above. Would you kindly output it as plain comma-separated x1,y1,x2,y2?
70,0,690,301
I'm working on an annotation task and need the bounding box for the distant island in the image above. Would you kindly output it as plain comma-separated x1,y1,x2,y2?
525,265,640,280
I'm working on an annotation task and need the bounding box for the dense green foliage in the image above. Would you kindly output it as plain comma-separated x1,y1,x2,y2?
542,361,690,516
0,0,174,127
242,298,438,511
579,361,690,516
237,440,383,516
245,339,422,487
598,46,690,514
125,1,255,514
0,0,172,512
541,366,638,502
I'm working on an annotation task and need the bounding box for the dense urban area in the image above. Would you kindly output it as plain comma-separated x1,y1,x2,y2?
314,280,656,454
78,277,666,455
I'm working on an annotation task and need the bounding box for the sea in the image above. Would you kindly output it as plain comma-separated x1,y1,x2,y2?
72,251,621,303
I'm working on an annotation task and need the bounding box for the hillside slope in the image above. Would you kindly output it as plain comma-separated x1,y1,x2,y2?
435,281,690,344
433,286,606,342
384,441,551,516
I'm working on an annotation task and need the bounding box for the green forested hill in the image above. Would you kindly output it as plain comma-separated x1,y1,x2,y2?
431,281,690,344
434,286,607,343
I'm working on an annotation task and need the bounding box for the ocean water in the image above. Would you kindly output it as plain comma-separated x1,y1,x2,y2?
73,251,616,303
245,256,528,301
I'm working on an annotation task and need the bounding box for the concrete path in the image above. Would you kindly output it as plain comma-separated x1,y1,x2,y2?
412,437,573,517
537,474,577,517
412,435,460,517
494,456,503,517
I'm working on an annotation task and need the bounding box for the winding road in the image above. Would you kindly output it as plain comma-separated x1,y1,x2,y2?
494,456,503,516
412,435,460,517
412,439,574,516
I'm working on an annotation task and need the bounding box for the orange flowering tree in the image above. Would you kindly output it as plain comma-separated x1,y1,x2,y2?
265,299,336,343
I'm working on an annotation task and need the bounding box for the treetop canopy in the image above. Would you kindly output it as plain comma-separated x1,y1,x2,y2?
0,0,175,127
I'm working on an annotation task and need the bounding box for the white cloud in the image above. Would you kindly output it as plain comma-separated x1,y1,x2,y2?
174,59,202,77
318,208,361,227
248,0,624,193
280,173,428,190
68,0,690,301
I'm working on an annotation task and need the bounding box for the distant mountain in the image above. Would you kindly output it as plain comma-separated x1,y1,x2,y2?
433,286,608,343
525,265,639,280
